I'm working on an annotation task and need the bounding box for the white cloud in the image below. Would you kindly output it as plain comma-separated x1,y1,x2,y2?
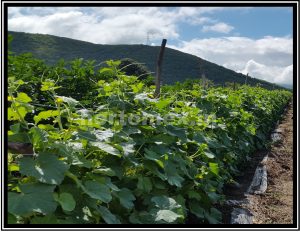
239,60,293,84
202,22,234,34
8,7,182,44
171,36,293,85
8,7,233,44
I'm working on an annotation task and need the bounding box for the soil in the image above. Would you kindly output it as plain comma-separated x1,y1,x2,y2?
249,100,294,224
221,100,294,224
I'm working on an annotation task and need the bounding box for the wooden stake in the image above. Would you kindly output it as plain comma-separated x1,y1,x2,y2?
8,142,33,155
154,39,167,98
245,73,248,85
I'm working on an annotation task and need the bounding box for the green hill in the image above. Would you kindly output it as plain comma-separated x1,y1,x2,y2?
9,31,282,89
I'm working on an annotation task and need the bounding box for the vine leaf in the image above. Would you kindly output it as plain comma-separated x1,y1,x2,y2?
97,206,121,224
151,195,181,210
16,92,32,103
90,141,121,157
83,180,112,203
31,214,59,224
34,110,60,124
115,188,136,209
153,209,182,223
150,196,183,223
8,183,57,216
19,152,69,185
137,176,152,193
56,192,76,212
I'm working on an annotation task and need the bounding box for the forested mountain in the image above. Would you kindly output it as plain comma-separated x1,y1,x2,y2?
9,31,283,89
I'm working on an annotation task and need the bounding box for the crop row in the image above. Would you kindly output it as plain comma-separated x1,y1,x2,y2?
7,54,292,224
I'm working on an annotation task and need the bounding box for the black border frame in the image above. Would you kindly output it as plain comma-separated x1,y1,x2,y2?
1,1,298,231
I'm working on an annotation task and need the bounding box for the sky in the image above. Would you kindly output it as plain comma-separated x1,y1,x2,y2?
7,6,293,86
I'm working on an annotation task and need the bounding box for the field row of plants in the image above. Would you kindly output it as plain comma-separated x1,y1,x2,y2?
7,52,292,224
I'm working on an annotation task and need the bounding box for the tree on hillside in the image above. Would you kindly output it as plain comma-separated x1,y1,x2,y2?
118,58,152,80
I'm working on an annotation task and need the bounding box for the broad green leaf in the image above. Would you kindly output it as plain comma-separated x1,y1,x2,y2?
34,110,60,124
187,190,202,200
106,59,121,67
165,125,187,142
41,80,59,91
149,144,170,155
218,131,232,147
103,84,113,92
103,177,120,191
93,167,116,176
50,142,91,168
134,93,157,103
121,126,141,135
156,99,172,109
76,130,97,141
153,209,182,223
94,129,114,141
137,176,152,193
207,192,221,204
8,163,19,172
90,141,121,157
98,205,121,224
8,132,31,143
57,192,76,212
153,178,166,189
10,123,21,133
204,151,215,159
70,153,92,168
151,196,180,210
129,211,156,224
144,161,167,181
29,127,48,149
115,188,136,209
8,183,57,215
164,162,184,187
189,201,205,219
131,82,144,93
16,92,32,103
8,106,28,121
206,137,225,149
31,215,58,224
56,96,79,107
7,213,17,224
38,124,56,131
16,80,25,85
209,162,219,176
151,134,177,144
144,149,164,168
83,180,112,203
120,141,135,156
19,152,69,185
99,67,114,74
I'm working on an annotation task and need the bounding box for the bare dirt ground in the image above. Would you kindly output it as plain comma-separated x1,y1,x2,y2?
248,100,294,224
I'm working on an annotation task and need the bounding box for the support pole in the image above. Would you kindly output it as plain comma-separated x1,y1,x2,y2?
154,39,167,98
8,142,33,155
245,73,248,85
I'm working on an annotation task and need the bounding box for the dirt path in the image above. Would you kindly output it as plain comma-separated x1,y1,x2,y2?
248,100,294,224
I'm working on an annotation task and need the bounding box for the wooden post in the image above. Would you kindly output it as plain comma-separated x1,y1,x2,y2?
245,73,248,85
154,39,167,98
8,142,33,155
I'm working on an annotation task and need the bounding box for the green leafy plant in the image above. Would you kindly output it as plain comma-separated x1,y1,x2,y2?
7,49,292,224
